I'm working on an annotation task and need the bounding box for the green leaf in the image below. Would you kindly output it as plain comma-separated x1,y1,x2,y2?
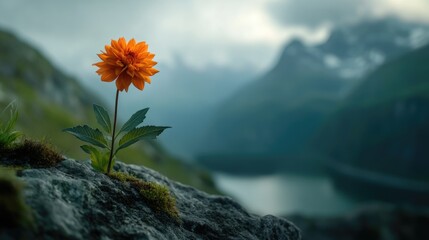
92,151,113,173
7,131,21,143
63,125,108,148
1,103,18,133
116,126,169,154
0,102,21,147
118,108,149,134
4,107,18,133
80,145,99,155
93,104,112,134
80,145,113,173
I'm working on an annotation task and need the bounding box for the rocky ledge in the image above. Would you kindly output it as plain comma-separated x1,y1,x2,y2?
0,158,300,240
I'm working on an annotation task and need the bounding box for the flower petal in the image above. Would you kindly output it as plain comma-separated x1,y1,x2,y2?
118,37,126,49
116,73,132,92
128,38,136,48
132,77,145,90
100,71,117,82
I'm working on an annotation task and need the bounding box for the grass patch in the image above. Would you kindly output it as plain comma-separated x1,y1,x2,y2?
108,171,179,220
0,138,63,168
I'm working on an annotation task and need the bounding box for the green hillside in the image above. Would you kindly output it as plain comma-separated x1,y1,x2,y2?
0,29,219,194
315,44,429,180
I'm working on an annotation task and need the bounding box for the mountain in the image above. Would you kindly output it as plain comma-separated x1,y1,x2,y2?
315,43,429,180
0,29,96,155
0,29,219,193
139,58,254,161
319,17,429,80
199,18,429,173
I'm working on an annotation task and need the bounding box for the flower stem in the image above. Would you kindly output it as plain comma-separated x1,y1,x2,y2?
107,89,120,174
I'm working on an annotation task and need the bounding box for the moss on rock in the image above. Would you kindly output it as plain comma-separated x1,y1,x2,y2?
0,138,63,168
108,171,179,220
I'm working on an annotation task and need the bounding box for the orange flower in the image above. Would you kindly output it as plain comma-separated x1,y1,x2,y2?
93,37,159,92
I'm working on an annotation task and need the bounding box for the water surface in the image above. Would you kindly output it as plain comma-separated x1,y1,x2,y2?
214,173,361,216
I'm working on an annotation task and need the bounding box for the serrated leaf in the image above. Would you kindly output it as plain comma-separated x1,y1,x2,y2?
116,126,169,154
118,108,149,134
93,104,112,134
63,125,108,148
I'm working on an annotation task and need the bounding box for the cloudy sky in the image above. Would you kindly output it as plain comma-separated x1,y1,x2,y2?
1,0,429,158
1,0,428,77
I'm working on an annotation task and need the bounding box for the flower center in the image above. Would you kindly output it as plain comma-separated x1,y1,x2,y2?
124,51,137,65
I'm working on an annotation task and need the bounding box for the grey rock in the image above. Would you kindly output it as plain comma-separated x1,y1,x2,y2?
3,159,300,240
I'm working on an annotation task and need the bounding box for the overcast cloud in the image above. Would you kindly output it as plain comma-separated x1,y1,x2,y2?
0,0,293,76
269,0,429,28
269,0,373,28
0,0,428,77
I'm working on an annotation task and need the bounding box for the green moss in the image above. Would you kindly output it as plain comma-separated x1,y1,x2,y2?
0,168,33,229
0,138,63,168
108,171,137,183
108,172,179,220
137,181,179,219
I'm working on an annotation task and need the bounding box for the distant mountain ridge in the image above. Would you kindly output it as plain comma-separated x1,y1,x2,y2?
199,18,429,173
315,43,429,180
280,17,429,82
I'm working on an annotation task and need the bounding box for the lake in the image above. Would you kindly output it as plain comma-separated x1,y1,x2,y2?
214,173,363,216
